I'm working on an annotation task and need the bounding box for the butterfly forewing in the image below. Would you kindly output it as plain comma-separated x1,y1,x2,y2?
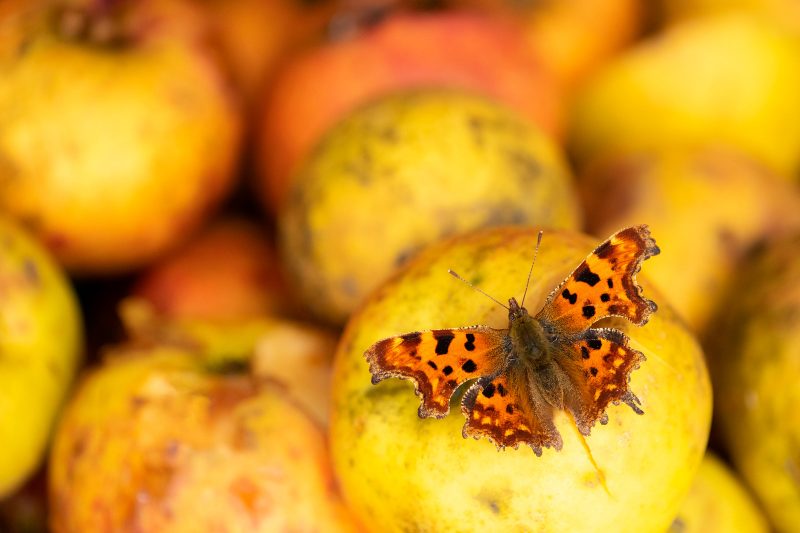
365,327,507,418
536,225,660,335
461,371,563,456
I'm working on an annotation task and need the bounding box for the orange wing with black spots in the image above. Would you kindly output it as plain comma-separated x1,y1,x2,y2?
365,327,507,418
536,225,660,335
555,328,645,435
461,370,563,456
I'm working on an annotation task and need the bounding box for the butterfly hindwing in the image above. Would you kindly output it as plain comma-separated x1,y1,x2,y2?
536,225,660,335
555,328,645,435
461,370,563,455
365,327,507,418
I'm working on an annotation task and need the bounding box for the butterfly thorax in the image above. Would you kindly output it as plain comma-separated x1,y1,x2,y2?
507,298,551,368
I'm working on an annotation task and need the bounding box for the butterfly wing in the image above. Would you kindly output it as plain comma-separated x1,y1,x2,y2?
365,327,508,418
553,328,645,435
461,370,563,456
536,225,660,335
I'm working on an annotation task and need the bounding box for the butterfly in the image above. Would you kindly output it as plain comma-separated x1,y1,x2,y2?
364,225,660,455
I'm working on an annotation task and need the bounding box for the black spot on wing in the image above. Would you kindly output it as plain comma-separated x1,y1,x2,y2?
462,359,477,373
582,305,596,319
561,288,578,305
427,361,438,370
587,339,602,350
607,278,614,288
464,333,476,351
482,383,495,398
434,332,455,355
581,346,590,359
443,365,453,376
600,293,610,302
575,267,601,287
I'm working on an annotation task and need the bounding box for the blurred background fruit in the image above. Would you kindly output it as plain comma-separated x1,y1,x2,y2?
0,0,242,274
657,0,800,33
451,0,645,92
570,12,800,181
279,89,581,325
578,147,800,335
256,10,563,212
120,297,337,427
49,346,358,532
0,216,83,498
331,226,711,532
708,233,800,533
132,217,298,322
670,452,768,533
194,0,333,108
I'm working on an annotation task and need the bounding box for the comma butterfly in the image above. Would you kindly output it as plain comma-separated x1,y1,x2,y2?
364,225,660,455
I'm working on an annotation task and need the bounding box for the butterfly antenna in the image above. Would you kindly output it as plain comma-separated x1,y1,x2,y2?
448,270,509,310
520,230,544,309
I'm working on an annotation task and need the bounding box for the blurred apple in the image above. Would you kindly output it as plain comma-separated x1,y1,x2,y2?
670,452,768,533
120,297,338,426
49,346,359,532
0,0,242,274
279,89,581,324
194,0,334,106
451,0,644,91
570,13,800,181
708,233,800,532
0,216,83,498
133,217,298,322
257,10,563,212
658,1,800,33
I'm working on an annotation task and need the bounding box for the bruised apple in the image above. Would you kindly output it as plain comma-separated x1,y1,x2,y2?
279,89,581,325
0,0,242,274
257,10,563,211
330,226,711,531
49,346,358,532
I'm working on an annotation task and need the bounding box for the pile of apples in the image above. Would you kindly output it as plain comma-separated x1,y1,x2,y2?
1,0,799,531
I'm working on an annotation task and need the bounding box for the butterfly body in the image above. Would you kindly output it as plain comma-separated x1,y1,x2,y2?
366,225,659,456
